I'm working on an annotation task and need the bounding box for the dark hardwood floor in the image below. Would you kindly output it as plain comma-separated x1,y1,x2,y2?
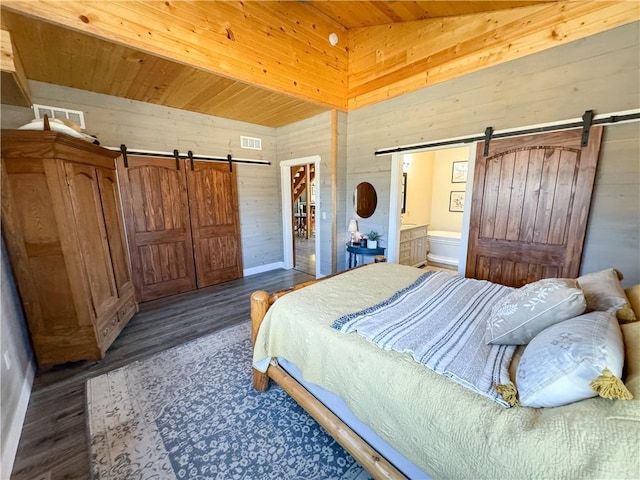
294,234,315,276
10,268,314,480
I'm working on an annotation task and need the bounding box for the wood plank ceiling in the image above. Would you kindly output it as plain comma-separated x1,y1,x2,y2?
1,1,638,127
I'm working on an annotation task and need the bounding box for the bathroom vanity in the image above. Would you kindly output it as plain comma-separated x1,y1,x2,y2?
399,224,428,267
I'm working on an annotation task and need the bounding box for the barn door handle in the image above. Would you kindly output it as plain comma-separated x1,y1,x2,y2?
173,149,180,170
188,150,194,171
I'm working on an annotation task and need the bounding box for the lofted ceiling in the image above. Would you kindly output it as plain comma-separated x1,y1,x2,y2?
306,1,553,28
1,1,637,128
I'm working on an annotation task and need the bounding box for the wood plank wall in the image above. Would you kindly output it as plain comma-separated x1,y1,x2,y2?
336,111,348,271
346,22,640,285
0,237,35,478
0,81,284,272
276,111,335,276
583,122,640,280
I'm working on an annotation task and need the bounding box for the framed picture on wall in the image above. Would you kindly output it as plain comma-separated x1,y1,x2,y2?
449,191,465,212
451,161,468,183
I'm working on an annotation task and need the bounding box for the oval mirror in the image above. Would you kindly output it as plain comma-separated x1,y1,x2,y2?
354,182,377,218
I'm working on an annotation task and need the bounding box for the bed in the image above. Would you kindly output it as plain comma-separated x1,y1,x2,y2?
251,263,640,479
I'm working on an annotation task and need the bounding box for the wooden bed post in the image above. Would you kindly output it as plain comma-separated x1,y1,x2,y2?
251,290,270,392
249,278,407,479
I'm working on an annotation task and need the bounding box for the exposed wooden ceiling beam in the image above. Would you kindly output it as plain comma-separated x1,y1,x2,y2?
307,1,555,28
347,1,639,109
2,0,349,110
0,28,31,106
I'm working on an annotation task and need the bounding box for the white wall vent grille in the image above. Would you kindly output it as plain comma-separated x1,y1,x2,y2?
33,104,86,129
240,136,262,150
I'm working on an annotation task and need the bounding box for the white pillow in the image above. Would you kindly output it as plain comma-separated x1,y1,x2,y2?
516,310,626,408
486,278,586,345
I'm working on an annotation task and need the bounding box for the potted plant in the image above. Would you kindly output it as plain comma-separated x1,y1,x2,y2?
366,231,381,249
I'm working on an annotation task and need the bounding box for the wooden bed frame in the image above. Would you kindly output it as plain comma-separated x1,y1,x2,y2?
250,276,407,480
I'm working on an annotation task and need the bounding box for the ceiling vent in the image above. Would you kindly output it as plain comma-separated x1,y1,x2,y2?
240,135,262,150
33,104,86,129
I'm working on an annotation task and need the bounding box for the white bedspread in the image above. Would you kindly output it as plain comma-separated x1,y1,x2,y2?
332,271,516,406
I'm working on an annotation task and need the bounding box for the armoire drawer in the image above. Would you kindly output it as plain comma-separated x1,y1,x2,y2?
96,313,120,344
95,294,136,353
118,295,137,322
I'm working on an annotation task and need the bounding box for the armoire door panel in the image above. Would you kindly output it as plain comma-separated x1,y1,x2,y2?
2,166,79,331
97,168,133,296
466,127,603,287
186,161,243,288
29,254,78,331
9,169,58,244
64,162,118,317
116,156,197,302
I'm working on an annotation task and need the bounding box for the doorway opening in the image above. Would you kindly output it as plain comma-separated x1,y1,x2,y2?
291,164,316,275
280,156,321,278
388,145,474,274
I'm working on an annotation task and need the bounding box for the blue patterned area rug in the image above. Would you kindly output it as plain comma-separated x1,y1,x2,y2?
87,322,370,480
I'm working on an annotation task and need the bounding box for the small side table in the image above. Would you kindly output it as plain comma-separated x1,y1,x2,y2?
346,243,386,268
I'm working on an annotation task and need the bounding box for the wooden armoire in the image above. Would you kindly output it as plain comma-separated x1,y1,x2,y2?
1,130,137,367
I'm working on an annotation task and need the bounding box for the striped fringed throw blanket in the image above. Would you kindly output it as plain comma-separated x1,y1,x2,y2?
332,271,517,407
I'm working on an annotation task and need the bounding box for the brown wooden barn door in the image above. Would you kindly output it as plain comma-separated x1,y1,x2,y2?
116,156,197,302
466,126,603,287
185,161,243,288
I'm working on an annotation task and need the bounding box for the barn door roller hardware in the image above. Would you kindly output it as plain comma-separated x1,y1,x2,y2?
581,110,594,147
375,109,640,156
120,144,128,168
115,145,271,168
188,150,194,171
483,126,494,157
173,149,181,170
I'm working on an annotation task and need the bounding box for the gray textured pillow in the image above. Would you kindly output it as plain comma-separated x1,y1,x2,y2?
486,278,586,345
577,268,637,323
516,310,627,408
